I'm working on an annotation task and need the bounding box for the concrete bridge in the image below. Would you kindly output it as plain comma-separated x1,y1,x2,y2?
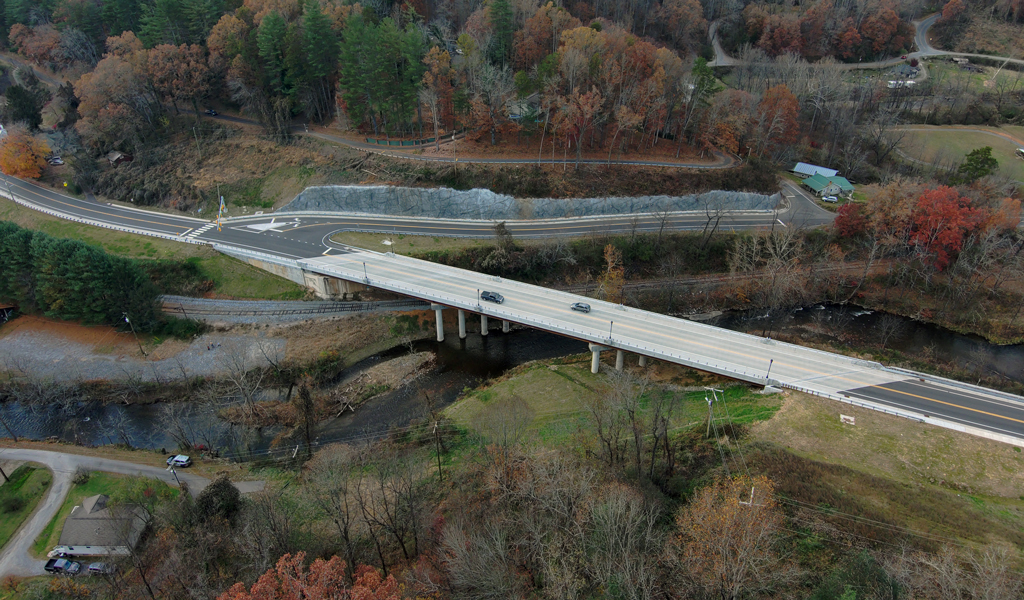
217,243,1024,448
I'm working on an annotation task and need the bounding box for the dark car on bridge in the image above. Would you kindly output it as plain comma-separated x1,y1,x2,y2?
480,291,504,304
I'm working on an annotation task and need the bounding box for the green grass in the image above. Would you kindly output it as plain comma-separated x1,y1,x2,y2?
0,465,52,551
1,198,306,300
30,472,177,558
446,358,782,446
197,253,306,299
899,128,1024,182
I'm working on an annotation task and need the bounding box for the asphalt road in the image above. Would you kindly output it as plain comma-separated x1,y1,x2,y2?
0,448,264,578
4,173,833,262
710,13,1024,70
842,380,1024,440
301,249,1024,445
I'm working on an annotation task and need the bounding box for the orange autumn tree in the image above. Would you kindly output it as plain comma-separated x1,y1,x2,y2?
0,132,49,179
217,553,401,600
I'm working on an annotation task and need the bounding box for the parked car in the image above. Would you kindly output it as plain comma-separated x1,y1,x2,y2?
570,302,591,313
45,558,81,574
47,157,64,165
822,196,838,203
166,454,192,467
480,291,504,304
88,562,115,576
205,109,218,116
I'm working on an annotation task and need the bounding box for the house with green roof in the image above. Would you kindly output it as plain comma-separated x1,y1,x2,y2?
801,173,855,197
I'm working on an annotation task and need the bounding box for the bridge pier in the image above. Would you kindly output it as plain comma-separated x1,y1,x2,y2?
431,304,445,342
481,314,489,336
615,350,625,371
638,355,648,368
588,343,607,374
458,310,466,339
502,320,510,333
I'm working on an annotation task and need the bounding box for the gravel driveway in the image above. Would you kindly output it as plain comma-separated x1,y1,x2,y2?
0,448,264,578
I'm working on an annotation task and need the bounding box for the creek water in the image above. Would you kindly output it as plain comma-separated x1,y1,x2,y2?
2,305,1021,457
709,304,1024,385
0,329,588,457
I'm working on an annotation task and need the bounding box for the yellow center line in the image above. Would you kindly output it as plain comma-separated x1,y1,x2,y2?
870,385,1024,425
11,185,193,232
321,256,1024,428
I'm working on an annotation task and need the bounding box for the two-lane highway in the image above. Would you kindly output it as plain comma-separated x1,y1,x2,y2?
300,249,1024,444
4,173,1023,446
2,172,833,261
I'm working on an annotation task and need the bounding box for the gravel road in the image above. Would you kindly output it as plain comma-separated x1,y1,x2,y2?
0,448,264,578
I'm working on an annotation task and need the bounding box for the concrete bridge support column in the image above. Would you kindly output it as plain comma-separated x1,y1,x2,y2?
615,350,625,371
638,355,648,368
431,304,445,342
502,320,510,333
481,314,489,336
588,343,607,374
458,310,466,339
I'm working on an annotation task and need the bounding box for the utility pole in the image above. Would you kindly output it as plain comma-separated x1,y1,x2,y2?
433,421,443,482
123,313,147,357
704,387,723,438
193,127,202,159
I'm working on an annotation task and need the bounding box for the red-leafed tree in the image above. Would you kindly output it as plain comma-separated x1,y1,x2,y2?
757,16,802,56
834,18,862,59
834,203,869,238
939,0,967,24
217,553,400,600
557,86,603,168
753,84,799,158
910,187,985,271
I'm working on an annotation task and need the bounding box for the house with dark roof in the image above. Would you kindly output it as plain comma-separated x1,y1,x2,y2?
802,173,855,197
57,494,149,556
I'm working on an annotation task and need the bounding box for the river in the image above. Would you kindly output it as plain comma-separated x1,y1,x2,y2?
2,305,1021,458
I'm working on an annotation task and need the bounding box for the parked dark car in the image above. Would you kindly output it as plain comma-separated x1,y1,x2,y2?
205,109,218,115
480,291,504,304
45,558,81,574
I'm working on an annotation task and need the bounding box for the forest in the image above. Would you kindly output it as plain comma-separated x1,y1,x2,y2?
0,0,994,208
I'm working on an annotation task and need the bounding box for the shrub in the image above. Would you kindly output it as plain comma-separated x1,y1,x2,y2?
1,495,25,513
71,467,90,486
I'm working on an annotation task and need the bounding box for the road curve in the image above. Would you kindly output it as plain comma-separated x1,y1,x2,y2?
1,169,832,262
0,447,263,578
708,13,1024,70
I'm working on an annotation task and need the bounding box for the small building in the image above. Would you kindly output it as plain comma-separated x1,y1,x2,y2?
57,494,149,557
106,151,133,166
792,162,838,178
802,173,855,197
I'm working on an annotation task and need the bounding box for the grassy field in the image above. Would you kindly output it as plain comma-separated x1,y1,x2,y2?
0,465,52,551
446,356,782,445
1,198,306,300
751,391,1024,547
899,127,1024,182
30,472,177,558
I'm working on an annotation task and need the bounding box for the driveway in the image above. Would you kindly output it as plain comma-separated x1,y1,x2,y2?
0,448,264,578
